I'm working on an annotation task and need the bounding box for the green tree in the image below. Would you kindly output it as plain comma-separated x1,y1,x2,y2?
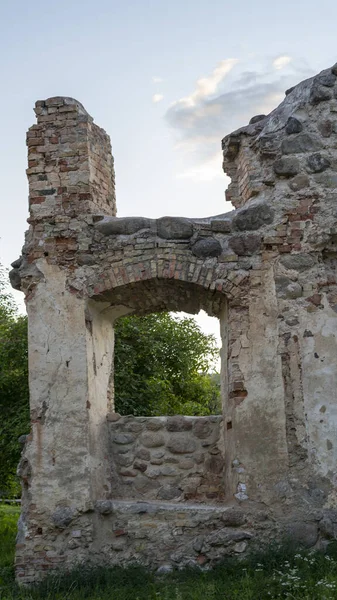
0,266,29,497
114,313,220,416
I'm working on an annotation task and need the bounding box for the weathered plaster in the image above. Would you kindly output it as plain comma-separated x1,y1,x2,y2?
231,266,288,501
25,261,93,514
299,299,337,478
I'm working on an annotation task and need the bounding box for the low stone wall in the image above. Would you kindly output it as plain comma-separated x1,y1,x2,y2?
92,501,253,569
108,415,225,502
16,498,330,582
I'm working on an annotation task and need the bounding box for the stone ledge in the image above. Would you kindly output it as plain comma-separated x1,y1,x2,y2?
97,499,240,514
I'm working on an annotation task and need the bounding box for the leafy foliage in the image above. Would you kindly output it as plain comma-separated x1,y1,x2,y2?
114,313,220,416
0,267,29,497
0,503,19,587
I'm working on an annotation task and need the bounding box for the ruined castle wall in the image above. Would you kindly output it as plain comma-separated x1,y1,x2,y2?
221,64,337,495
11,64,337,584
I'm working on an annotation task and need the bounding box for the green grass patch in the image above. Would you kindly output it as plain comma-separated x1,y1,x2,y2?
0,503,20,594
2,504,337,599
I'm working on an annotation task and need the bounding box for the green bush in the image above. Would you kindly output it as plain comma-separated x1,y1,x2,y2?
114,312,220,416
0,266,29,498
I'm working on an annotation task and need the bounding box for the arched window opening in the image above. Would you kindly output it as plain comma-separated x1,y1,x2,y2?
92,277,229,503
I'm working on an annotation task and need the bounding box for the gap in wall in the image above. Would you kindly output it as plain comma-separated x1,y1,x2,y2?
113,310,221,417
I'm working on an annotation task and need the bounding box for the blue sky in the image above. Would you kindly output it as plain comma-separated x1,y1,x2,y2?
0,0,336,336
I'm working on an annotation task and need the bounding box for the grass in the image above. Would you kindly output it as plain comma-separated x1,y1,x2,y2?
0,504,19,592
2,504,337,599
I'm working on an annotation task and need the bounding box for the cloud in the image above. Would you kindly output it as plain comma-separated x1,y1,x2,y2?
153,94,164,103
176,152,228,183
178,58,239,106
152,76,163,83
273,55,292,70
165,56,313,181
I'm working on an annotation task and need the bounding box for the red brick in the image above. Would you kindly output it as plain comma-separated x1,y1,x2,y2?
29,196,45,205
27,137,44,146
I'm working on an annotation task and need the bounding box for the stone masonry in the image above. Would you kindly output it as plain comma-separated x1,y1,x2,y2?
108,415,225,502
10,64,337,583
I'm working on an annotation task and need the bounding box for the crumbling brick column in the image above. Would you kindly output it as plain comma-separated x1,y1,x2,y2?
15,98,117,582
28,96,116,217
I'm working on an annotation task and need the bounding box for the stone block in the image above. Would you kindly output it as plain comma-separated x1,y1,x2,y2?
233,203,274,231
306,153,331,173
157,217,193,239
319,517,335,539
289,174,310,191
157,485,181,500
166,416,192,432
281,133,322,154
210,219,232,233
273,157,300,176
205,528,252,547
140,433,165,448
314,172,337,187
134,476,161,494
179,459,195,470
95,500,113,515
112,433,135,445
191,237,222,258
249,114,266,124
310,83,333,104
114,454,133,467
95,216,153,236
52,507,76,529
135,448,151,461
145,467,161,479
221,509,246,527
146,419,164,431
160,465,177,476
275,276,303,299
280,253,316,272
315,72,336,87
285,522,318,547
229,234,261,256
318,120,333,137
193,419,212,439
157,564,173,574
285,117,303,134
166,436,197,454
133,460,147,472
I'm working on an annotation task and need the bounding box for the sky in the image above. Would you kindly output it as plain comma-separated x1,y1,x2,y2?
0,0,336,342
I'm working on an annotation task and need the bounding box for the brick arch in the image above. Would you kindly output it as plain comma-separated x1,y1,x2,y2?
86,254,246,316
93,277,225,317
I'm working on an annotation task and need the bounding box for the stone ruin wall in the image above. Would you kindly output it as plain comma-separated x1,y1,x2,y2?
108,415,225,502
10,63,337,583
